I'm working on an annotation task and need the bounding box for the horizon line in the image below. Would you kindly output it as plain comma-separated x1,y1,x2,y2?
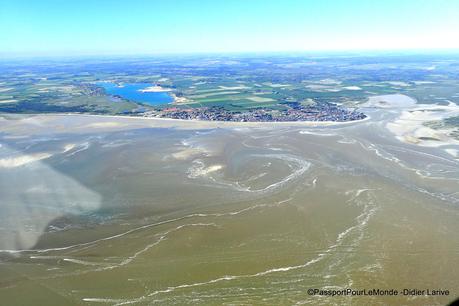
2,48,459,60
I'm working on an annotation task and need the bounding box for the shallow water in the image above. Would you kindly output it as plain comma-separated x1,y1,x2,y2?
98,82,173,105
0,111,458,305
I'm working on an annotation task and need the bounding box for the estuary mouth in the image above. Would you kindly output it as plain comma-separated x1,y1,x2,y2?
2,29,459,305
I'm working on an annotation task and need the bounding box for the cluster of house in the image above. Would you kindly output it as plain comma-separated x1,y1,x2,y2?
144,104,365,122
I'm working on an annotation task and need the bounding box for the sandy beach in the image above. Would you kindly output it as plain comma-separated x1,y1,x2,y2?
365,95,459,156
0,113,370,137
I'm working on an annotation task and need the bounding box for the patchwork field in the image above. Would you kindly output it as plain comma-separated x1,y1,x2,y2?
1,54,459,115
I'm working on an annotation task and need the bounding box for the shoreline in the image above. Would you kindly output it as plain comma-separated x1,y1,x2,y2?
21,112,371,128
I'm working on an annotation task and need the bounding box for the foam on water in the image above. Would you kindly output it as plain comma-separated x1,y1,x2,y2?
95,190,380,305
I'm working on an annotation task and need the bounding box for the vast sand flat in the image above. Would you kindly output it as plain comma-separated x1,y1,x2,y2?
384,100,459,153
1,111,458,305
357,94,459,157
0,113,369,136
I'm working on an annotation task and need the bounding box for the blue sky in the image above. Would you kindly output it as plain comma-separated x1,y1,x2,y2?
1,0,459,56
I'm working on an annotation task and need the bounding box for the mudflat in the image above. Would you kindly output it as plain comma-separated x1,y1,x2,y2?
0,109,458,305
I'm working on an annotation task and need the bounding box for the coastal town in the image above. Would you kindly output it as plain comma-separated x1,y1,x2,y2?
143,103,366,122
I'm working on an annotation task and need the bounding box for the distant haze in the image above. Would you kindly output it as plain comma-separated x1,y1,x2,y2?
1,0,459,57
